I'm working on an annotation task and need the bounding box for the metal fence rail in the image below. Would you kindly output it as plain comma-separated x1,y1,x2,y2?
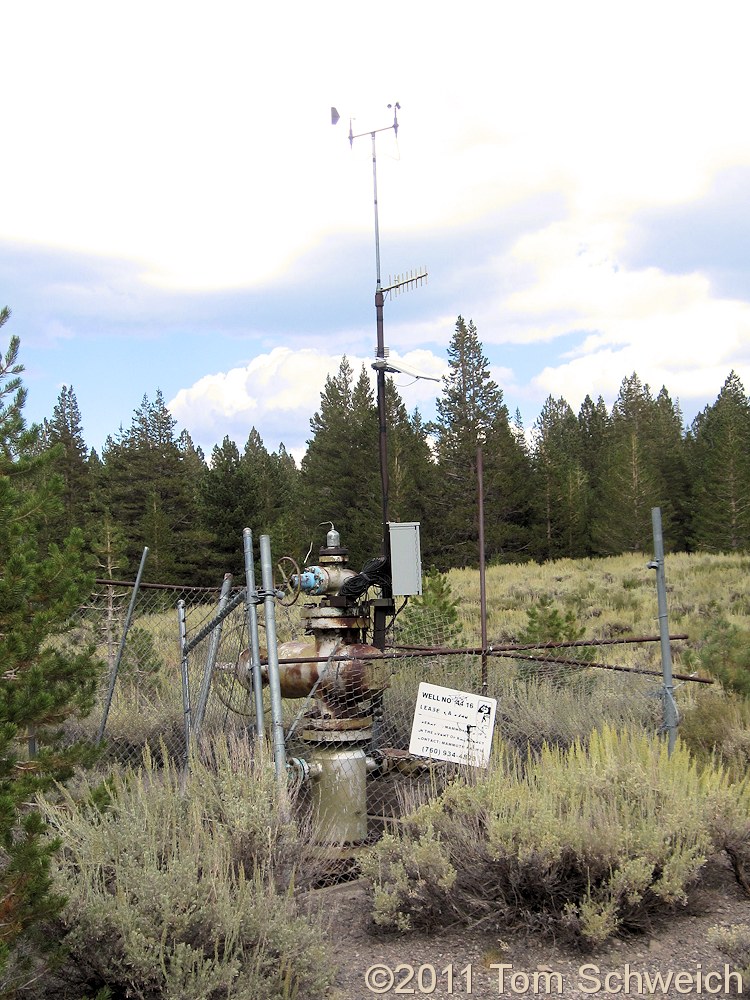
71,558,711,827
63,508,714,856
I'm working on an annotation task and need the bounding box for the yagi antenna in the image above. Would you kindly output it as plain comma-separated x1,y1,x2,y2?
383,268,428,300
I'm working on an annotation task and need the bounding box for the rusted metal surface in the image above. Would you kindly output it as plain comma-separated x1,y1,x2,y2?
393,634,690,652
303,616,370,631
236,637,391,717
249,636,710,686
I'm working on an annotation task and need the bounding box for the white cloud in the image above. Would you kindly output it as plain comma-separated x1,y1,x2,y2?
168,346,448,462
6,0,750,449
42,320,75,343
5,2,750,292
511,224,750,409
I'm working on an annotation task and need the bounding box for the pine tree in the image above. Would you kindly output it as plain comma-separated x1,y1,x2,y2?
429,317,532,566
577,394,610,553
301,359,381,567
346,367,381,559
398,565,463,646
651,387,690,550
177,428,207,491
483,407,534,562
592,374,664,553
0,311,100,990
432,317,503,463
265,443,304,560
300,356,354,530
100,391,208,582
243,427,278,533
532,396,588,559
41,385,90,536
88,513,130,671
689,371,750,551
385,383,436,537
199,436,247,578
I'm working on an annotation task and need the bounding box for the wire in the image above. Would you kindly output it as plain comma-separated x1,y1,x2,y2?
388,597,409,631
339,556,391,599
213,668,254,718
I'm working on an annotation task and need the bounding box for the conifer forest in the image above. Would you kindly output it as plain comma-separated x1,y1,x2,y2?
21,314,750,582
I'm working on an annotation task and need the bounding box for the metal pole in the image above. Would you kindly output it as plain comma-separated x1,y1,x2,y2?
347,108,403,645
649,507,678,754
376,295,390,565
372,130,393,651
177,599,191,757
373,131,391,579
477,443,488,695
372,131,382,289
192,573,233,745
259,534,287,781
97,546,149,743
182,589,246,655
243,528,266,744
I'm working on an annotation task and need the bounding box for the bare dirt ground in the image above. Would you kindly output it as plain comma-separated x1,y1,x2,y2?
302,855,750,999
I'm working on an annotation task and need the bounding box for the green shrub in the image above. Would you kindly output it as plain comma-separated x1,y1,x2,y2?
65,683,189,767
118,625,164,694
514,595,592,686
708,923,750,984
679,689,750,776
520,595,584,646
495,674,661,755
685,616,750,697
368,820,457,934
398,566,463,647
362,726,750,947
34,739,333,1000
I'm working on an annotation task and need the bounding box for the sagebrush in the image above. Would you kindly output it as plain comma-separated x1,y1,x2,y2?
34,739,333,1000
362,726,750,947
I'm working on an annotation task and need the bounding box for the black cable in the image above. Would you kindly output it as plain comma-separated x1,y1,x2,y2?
338,556,391,598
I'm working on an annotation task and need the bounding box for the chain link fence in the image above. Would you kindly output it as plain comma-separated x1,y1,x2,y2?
70,572,710,833
70,579,249,762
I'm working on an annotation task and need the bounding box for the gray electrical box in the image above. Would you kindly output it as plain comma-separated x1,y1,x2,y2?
388,522,422,596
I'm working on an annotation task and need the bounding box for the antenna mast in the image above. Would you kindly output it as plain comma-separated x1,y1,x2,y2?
332,102,427,648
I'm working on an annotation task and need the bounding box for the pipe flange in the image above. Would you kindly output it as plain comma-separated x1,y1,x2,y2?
300,718,374,744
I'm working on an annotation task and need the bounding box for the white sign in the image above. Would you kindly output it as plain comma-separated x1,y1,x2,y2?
409,682,497,768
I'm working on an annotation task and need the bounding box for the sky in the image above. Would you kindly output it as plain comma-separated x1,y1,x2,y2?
2,1,749,465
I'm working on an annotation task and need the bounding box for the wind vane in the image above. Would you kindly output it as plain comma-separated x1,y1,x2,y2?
331,103,428,304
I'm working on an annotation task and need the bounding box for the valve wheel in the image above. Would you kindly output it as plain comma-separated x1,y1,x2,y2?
276,555,301,606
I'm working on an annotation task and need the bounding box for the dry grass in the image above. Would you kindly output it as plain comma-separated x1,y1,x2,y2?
74,551,750,769
449,551,750,647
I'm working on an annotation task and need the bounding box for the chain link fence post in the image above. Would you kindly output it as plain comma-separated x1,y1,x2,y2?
192,574,234,746
259,534,287,783
177,599,191,757
649,506,678,754
243,528,266,745
97,546,149,743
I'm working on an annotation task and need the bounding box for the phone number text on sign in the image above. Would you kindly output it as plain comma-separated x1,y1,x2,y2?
408,682,497,768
